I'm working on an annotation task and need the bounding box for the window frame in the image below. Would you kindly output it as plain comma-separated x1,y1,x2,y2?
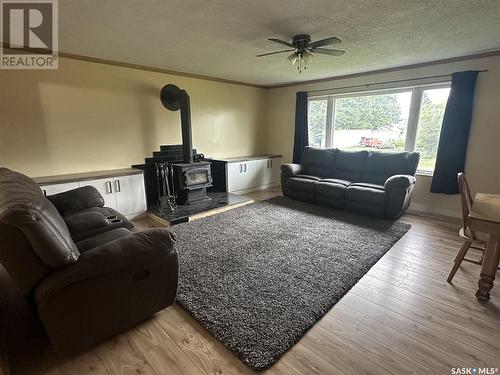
307,82,451,175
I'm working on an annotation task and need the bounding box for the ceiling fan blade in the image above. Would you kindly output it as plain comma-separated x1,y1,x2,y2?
256,49,295,57
268,38,294,47
309,36,342,48
313,48,345,56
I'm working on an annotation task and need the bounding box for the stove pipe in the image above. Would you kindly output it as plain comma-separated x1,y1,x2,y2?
160,84,193,164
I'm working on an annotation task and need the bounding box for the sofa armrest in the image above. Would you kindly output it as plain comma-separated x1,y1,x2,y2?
281,163,303,177
47,186,105,216
384,175,417,219
35,228,177,306
384,174,416,190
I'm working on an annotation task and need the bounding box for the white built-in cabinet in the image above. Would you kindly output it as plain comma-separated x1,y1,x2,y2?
38,170,147,219
226,156,281,193
40,182,79,195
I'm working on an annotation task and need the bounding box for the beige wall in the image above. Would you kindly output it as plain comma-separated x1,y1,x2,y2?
0,57,267,177
1,54,499,217
266,55,500,217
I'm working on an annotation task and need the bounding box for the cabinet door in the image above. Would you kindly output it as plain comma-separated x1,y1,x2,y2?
114,174,147,217
244,160,263,188
80,177,117,210
239,161,258,190
270,157,282,183
259,159,273,186
40,182,79,196
226,162,245,192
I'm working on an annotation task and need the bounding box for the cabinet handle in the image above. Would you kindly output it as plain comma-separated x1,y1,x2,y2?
244,163,247,172
270,159,273,168
239,164,242,173
267,160,269,168
105,181,112,194
114,180,121,193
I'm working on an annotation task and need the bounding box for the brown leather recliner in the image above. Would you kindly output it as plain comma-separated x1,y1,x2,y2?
0,167,179,355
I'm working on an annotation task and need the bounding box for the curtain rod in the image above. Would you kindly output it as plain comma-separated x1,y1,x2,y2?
307,70,488,94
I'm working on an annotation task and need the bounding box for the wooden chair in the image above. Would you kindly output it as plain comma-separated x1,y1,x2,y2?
447,173,488,283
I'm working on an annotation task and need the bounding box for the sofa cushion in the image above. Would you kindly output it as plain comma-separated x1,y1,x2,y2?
331,150,369,182
316,181,348,200
0,168,79,270
349,182,385,191
294,174,321,181
76,228,132,253
319,178,351,186
301,147,336,177
363,151,420,185
64,207,134,242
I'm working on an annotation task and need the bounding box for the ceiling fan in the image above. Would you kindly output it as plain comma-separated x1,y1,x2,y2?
257,34,345,73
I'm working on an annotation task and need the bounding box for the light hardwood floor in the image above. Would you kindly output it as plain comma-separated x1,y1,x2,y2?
1,185,500,375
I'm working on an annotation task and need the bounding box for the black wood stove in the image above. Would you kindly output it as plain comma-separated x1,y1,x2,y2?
133,85,213,208
172,161,212,204
160,84,212,205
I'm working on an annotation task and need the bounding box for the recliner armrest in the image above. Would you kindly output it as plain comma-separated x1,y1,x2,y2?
47,186,105,216
281,163,303,177
384,174,416,190
35,228,177,306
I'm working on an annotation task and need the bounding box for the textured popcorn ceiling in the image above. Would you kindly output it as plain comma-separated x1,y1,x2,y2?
59,0,500,86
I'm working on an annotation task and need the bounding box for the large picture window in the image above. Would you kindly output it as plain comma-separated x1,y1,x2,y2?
308,84,450,173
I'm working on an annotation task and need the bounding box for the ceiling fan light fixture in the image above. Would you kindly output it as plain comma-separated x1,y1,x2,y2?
258,34,343,74
303,50,313,65
287,53,298,66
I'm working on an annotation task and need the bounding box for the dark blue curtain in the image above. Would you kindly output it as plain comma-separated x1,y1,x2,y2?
293,91,309,163
430,71,479,194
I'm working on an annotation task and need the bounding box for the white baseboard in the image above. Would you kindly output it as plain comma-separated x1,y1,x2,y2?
231,182,281,195
408,202,461,219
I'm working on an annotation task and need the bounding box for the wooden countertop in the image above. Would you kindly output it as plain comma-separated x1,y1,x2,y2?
34,168,143,185
206,154,282,163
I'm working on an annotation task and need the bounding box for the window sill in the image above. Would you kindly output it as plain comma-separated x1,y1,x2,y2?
416,170,434,177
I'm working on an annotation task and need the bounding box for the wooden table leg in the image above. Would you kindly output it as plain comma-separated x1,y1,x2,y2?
476,234,500,300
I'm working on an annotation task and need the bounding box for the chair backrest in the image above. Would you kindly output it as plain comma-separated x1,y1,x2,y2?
457,172,477,240
0,167,80,294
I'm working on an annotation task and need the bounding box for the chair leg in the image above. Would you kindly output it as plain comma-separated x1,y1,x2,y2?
448,241,472,283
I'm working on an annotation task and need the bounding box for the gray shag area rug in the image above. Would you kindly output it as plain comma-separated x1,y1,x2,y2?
170,196,410,371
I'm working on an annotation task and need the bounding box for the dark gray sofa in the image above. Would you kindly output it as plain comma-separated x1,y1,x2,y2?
281,147,420,219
